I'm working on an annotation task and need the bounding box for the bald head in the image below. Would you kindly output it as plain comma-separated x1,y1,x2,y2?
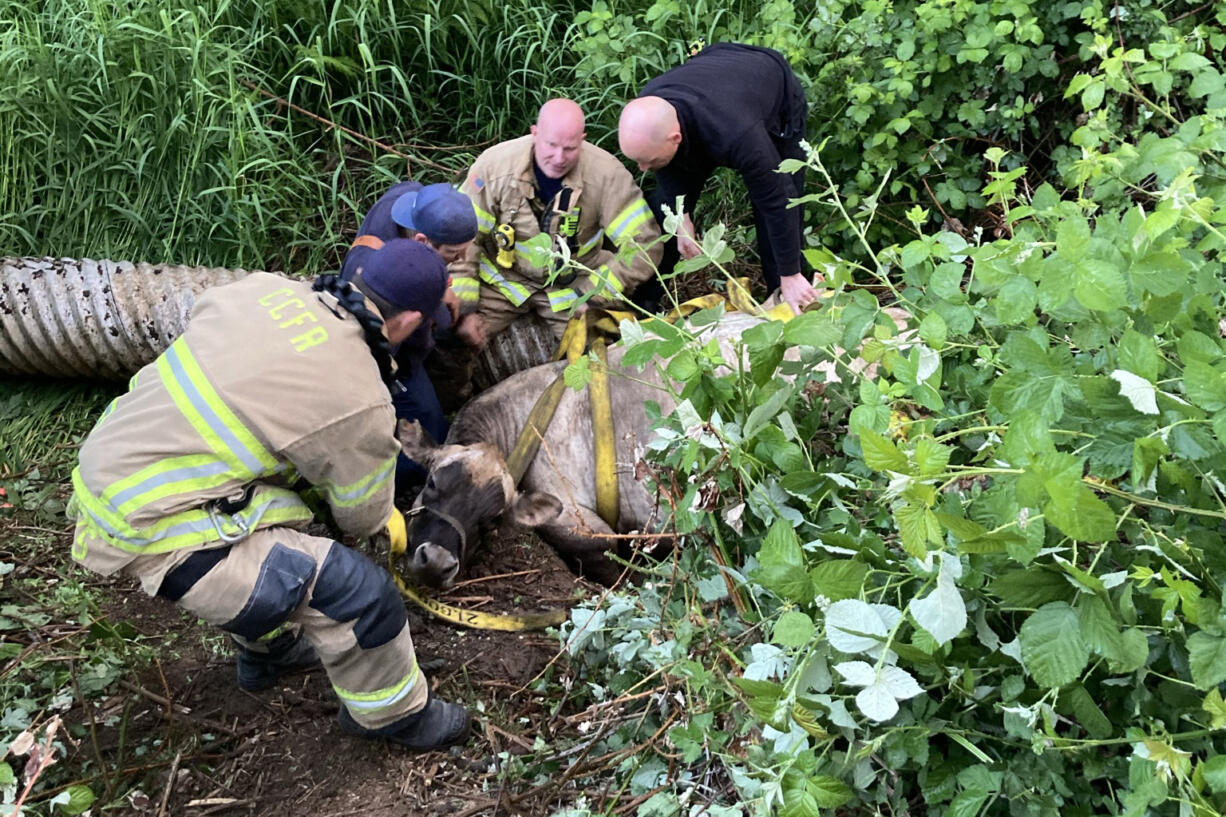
619,96,682,172
531,98,586,179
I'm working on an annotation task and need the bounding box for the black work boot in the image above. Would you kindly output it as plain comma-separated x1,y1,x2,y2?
234,631,321,692
337,691,471,751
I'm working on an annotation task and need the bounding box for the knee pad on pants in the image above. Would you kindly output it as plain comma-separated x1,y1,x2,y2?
223,543,317,641
309,541,406,649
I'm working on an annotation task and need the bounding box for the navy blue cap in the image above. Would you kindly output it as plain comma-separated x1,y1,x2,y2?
355,238,450,326
391,183,478,246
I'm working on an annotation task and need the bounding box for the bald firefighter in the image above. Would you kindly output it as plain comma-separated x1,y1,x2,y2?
451,98,662,343
69,240,469,751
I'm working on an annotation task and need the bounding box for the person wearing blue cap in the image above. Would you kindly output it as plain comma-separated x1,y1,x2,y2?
70,238,471,751
342,182,482,490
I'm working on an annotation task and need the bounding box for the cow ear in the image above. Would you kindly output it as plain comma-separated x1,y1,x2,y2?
397,419,439,464
509,491,563,527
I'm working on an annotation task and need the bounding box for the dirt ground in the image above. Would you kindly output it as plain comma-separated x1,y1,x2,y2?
33,526,605,816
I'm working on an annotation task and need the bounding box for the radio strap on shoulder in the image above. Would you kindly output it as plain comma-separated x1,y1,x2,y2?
350,234,386,252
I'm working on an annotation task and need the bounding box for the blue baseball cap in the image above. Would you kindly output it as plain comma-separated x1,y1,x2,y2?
391,183,478,246
354,238,451,327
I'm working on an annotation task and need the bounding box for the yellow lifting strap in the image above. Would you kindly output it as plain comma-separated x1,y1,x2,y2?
588,339,618,528
504,308,629,493
505,281,793,528
384,506,568,632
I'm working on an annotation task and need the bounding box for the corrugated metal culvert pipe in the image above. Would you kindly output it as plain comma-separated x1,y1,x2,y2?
0,255,556,385
0,257,254,380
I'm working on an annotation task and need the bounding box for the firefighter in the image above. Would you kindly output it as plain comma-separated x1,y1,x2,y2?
69,240,470,751
341,181,482,487
450,98,662,344
619,42,820,315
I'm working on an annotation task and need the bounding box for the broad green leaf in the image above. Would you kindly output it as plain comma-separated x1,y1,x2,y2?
849,402,891,436
947,791,990,817
1057,214,1092,257
1202,755,1226,794
1130,249,1190,297
1063,684,1113,738
1204,688,1226,729
1044,485,1117,542
1183,361,1226,412
1073,259,1128,312
1176,330,1222,365
1076,596,1148,673
901,239,932,269
0,761,13,786
859,430,909,473
1188,631,1226,689
1000,410,1055,464
744,386,792,439
59,785,97,816
732,677,786,723
780,471,828,498
895,501,941,559
994,275,1038,325
1019,602,1090,688
912,437,952,476
809,560,868,601
1016,451,1083,507
930,262,966,300
665,349,698,381
773,611,816,648
1082,79,1105,110
808,776,853,809
743,319,784,350
1109,370,1160,415
756,564,816,604
1118,330,1161,382
760,519,803,568
748,343,786,389
990,371,1072,423
935,512,987,542
919,311,948,349
563,356,592,389
989,569,1076,608
784,310,843,349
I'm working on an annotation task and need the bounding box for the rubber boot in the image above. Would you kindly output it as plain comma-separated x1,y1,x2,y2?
235,631,320,692
337,690,471,751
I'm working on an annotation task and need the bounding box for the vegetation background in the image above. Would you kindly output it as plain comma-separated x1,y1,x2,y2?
2,0,1226,815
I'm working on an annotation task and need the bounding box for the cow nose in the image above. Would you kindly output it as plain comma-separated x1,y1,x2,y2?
410,542,460,589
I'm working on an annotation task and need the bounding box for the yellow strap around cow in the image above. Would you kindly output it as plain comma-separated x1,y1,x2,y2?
383,508,567,632
588,339,618,528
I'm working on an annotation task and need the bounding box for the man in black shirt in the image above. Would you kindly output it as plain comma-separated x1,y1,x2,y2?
619,42,818,314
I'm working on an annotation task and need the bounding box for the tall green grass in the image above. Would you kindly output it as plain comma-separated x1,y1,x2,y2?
0,0,602,275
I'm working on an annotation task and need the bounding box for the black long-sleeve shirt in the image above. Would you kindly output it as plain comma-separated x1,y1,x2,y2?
639,43,808,277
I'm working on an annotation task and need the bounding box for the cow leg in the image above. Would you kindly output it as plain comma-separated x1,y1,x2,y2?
537,505,624,586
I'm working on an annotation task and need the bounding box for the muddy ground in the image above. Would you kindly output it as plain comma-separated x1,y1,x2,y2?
11,523,610,816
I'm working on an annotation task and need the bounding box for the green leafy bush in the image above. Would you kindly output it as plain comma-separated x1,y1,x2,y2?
556,29,1226,815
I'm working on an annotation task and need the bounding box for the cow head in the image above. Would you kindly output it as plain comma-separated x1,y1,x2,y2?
397,420,563,589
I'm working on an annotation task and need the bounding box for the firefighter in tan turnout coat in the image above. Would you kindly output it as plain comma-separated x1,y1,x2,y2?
69,239,470,751
451,98,662,342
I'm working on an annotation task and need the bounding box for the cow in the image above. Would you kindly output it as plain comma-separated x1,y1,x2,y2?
395,313,788,589
396,308,913,589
